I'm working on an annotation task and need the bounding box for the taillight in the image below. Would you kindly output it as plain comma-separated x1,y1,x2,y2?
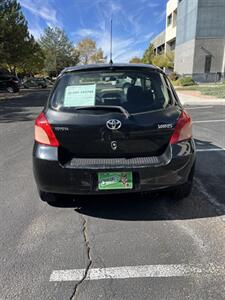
34,112,59,147
170,111,192,144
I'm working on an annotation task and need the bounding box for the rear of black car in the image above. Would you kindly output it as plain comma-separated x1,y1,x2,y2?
33,64,196,202
0,75,20,92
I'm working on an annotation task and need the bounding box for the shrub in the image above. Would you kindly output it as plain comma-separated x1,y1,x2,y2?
171,79,181,86
178,77,196,86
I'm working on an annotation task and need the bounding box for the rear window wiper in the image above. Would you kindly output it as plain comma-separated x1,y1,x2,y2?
73,105,130,119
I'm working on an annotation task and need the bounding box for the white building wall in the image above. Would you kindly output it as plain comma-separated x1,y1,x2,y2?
165,0,178,45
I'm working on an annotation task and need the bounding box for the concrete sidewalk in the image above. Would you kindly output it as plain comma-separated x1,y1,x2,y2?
177,91,225,106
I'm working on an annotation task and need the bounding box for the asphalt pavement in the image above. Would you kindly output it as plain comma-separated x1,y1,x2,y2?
0,90,225,300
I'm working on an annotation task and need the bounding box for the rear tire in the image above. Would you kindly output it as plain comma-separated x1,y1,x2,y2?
172,181,193,200
38,189,61,204
172,163,195,200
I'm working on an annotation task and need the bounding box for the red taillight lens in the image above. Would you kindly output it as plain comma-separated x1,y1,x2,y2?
34,112,59,147
170,111,192,144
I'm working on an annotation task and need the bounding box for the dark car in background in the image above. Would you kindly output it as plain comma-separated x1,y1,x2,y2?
0,74,20,93
33,64,196,203
23,78,48,89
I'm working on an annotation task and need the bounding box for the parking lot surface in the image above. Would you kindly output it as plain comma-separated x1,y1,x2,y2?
0,90,225,299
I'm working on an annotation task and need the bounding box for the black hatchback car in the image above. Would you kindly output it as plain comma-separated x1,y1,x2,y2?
0,74,20,93
33,64,196,203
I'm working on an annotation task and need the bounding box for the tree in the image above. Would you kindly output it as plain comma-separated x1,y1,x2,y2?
0,0,31,74
0,4,4,59
91,48,105,64
76,38,105,64
129,57,142,63
20,36,45,75
40,27,79,76
152,51,174,69
142,43,155,64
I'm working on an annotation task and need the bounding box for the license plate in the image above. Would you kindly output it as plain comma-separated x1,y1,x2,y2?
98,172,133,190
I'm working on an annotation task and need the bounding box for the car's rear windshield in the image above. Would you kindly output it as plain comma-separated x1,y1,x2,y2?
51,69,174,114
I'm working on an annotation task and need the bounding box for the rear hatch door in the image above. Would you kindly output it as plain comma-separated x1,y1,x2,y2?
46,106,180,160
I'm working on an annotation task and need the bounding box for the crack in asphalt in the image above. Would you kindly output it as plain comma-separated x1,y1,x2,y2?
70,214,92,300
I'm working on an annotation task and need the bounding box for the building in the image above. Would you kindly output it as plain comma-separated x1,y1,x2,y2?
152,0,177,57
152,0,225,82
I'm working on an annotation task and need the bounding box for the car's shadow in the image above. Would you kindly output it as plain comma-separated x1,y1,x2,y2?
49,181,224,221
50,140,225,221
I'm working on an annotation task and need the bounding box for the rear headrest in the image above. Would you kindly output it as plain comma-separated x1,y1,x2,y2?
127,86,143,96
127,86,145,105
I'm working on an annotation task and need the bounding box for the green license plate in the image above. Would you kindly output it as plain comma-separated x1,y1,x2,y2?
98,172,133,190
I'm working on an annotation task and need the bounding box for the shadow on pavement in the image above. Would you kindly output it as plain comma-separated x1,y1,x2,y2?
0,90,49,123
49,184,222,221
49,139,225,221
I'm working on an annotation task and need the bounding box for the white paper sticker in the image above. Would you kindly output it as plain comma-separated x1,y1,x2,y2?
64,84,96,107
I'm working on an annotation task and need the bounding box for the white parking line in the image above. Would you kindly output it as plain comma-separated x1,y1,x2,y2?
193,119,225,124
185,106,213,110
197,148,225,152
50,264,224,282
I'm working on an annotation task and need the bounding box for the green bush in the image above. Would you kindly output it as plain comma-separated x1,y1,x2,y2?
171,77,196,87
171,79,180,86
178,77,196,86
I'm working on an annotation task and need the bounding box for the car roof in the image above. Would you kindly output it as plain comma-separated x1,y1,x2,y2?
60,63,160,75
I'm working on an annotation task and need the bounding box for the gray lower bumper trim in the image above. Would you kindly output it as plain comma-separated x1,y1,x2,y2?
64,146,172,170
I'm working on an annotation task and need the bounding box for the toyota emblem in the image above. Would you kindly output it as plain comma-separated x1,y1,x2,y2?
106,119,122,130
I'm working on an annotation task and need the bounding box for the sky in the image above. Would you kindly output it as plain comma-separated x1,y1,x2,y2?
19,0,166,62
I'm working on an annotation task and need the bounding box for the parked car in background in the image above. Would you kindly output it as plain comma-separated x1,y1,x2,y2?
0,74,20,93
22,78,48,89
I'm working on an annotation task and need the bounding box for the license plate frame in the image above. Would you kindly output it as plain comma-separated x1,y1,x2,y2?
98,172,133,190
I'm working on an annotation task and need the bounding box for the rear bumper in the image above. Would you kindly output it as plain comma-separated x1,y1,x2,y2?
33,140,196,195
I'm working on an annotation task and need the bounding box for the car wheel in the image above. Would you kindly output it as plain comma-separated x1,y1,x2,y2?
38,189,61,204
6,86,14,93
172,180,193,200
172,162,195,200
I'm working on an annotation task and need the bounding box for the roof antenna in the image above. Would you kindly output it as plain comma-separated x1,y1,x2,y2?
109,19,113,64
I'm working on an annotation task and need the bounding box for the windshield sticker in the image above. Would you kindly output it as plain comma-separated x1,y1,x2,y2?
64,84,96,107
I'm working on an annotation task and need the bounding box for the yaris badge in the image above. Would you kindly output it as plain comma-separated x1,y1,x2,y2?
106,119,122,130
